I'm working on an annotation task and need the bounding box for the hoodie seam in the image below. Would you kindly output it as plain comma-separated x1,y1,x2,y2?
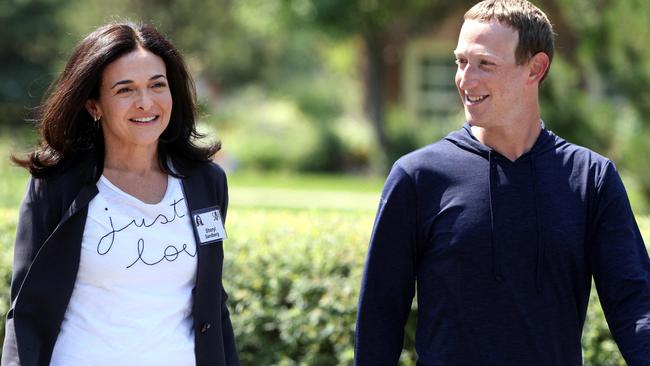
393,162,422,273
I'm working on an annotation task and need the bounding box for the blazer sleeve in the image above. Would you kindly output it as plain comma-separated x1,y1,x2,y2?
218,171,240,365
7,176,58,305
2,176,58,364
590,162,650,365
354,163,418,365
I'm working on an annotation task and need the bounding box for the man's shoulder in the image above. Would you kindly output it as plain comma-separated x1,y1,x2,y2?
540,132,620,192
394,139,458,173
548,133,613,168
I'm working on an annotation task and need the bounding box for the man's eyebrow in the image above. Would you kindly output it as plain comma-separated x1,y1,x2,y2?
453,51,502,61
110,75,167,89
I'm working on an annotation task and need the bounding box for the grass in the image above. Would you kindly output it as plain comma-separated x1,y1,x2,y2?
227,170,383,211
0,130,32,209
228,170,384,193
230,186,380,211
640,216,650,244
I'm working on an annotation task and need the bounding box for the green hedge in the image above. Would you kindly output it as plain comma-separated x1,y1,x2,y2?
0,210,16,326
0,207,648,364
223,209,373,365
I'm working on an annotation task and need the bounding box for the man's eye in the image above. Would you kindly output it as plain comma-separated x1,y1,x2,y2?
455,59,467,65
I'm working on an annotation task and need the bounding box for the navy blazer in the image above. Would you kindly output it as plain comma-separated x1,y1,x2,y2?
1,155,240,366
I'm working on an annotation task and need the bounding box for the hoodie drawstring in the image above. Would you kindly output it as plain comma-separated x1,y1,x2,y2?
530,157,544,293
488,152,544,291
488,151,503,282
450,124,554,291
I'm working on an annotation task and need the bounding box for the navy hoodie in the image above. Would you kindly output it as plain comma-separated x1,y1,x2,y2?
355,124,650,366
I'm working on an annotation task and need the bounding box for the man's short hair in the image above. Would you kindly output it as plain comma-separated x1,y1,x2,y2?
464,0,555,80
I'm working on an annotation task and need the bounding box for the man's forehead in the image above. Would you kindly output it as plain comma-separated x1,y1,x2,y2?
454,19,518,59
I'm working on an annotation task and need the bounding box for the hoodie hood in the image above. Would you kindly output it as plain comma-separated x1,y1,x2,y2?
443,122,568,292
443,122,567,160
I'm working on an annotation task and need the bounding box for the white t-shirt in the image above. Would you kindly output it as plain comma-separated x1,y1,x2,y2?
50,175,197,366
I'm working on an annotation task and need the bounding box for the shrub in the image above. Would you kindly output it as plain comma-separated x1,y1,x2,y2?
223,208,374,366
205,87,384,174
0,209,18,344
212,91,325,172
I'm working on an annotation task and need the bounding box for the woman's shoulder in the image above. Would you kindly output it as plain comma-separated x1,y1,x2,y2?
26,154,97,202
178,159,226,180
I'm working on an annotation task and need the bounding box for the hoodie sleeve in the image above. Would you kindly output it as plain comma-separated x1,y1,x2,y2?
591,162,650,365
355,163,418,366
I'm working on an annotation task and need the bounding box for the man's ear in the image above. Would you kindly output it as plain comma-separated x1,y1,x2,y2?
85,100,101,120
527,52,550,84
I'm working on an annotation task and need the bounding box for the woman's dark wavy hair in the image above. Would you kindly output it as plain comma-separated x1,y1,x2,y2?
13,22,220,178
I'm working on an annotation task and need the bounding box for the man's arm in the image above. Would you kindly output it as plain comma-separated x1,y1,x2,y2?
591,162,650,365
355,163,418,366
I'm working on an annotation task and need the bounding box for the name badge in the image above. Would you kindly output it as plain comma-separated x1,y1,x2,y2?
191,206,227,245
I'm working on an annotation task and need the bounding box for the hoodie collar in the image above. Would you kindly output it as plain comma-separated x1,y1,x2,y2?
444,121,566,161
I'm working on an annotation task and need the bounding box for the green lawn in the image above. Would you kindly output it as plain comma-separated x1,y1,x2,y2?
0,129,34,209
229,170,383,193
228,171,383,211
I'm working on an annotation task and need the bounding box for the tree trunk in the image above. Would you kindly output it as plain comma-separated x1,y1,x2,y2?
361,32,390,163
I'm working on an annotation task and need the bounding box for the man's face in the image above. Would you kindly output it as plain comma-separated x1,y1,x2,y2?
454,20,531,128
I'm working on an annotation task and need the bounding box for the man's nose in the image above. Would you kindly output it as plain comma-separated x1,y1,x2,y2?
457,65,479,90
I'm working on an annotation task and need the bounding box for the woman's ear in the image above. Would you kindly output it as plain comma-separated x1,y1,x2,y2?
527,52,550,84
85,100,102,121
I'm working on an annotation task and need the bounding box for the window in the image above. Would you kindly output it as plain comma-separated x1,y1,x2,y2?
404,40,459,121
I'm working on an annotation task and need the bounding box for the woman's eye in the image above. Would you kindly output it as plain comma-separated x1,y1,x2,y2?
152,82,167,89
116,87,132,94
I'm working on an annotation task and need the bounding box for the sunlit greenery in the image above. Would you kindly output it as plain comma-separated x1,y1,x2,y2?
2,0,650,364
3,1,650,200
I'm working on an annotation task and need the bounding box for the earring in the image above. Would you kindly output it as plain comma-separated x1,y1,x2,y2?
93,115,101,128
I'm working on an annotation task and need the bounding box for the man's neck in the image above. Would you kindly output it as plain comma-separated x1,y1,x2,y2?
470,119,542,161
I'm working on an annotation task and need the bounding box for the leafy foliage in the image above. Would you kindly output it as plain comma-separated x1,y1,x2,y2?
540,0,650,202
0,0,70,126
224,209,373,365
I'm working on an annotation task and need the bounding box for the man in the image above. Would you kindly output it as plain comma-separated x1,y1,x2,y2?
354,1,650,365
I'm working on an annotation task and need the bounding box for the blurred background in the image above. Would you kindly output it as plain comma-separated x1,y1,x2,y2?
1,0,649,365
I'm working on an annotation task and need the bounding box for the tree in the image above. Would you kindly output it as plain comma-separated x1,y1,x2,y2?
540,0,650,203
0,0,70,126
282,0,474,162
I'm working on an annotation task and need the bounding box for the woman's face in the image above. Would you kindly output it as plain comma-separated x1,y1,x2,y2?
86,47,173,156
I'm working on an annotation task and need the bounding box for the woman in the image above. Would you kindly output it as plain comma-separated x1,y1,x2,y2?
2,22,239,366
